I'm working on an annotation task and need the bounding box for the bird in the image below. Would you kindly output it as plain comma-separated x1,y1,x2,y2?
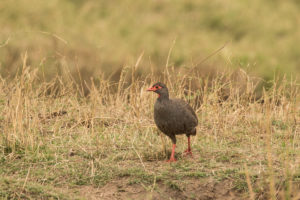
147,82,198,162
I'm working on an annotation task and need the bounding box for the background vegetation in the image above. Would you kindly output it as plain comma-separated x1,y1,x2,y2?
0,0,299,199
1,0,300,82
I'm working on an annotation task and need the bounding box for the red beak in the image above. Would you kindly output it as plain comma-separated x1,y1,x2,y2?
147,86,155,91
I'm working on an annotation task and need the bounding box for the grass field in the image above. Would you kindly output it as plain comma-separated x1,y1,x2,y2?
0,0,300,199
0,55,299,199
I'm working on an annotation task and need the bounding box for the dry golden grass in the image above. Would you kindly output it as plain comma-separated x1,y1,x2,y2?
0,55,299,199
1,1,300,199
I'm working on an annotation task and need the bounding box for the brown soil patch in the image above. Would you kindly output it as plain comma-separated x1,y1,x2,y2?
77,178,245,200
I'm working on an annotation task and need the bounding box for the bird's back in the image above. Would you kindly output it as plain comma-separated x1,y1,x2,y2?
154,98,198,136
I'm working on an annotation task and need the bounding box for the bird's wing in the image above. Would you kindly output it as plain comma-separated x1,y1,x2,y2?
172,99,198,124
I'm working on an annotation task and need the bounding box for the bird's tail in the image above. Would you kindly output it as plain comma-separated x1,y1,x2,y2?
190,127,197,136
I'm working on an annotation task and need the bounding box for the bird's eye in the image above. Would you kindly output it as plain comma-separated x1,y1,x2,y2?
155,86,159,89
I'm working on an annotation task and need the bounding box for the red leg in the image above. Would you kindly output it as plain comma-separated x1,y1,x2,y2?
167,144,176,162
183,136,193,156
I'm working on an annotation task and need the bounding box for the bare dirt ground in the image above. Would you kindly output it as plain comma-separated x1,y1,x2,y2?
77,177,242,200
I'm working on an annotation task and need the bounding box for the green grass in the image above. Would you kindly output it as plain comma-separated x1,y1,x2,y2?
0,177,71,199
0,0,300,85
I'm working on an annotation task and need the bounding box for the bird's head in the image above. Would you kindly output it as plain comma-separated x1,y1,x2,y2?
147,82,169,98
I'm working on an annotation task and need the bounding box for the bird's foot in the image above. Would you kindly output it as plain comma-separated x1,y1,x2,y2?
166,157,177,162
183,149,193,157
